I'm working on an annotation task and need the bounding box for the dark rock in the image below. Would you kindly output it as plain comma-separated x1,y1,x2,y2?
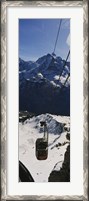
19,161,34,182
48,145,70,182
66,132,70,140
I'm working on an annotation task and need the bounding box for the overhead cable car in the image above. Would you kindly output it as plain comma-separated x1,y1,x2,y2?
36,121,48,160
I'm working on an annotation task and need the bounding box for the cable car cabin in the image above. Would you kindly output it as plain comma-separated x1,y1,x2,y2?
35,121,48,160
36,138,48,160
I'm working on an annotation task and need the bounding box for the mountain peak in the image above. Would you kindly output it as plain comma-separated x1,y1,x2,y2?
19,58,24,63
52,52,56,57
47,53,53,57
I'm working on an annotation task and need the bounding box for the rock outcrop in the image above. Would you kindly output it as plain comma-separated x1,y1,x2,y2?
48,145,70,182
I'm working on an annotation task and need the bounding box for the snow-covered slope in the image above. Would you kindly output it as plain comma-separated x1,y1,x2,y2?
19,113,70,182
19,53,70,115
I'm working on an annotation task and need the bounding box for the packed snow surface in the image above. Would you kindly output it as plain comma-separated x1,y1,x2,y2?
19,113,70,182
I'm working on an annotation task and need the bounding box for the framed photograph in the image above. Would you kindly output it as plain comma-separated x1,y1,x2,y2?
0,0,88,200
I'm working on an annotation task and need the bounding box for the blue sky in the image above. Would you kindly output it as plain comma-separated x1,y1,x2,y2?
19,19,70,61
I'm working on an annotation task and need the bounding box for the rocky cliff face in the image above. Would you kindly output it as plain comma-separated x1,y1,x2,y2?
48,145,70,182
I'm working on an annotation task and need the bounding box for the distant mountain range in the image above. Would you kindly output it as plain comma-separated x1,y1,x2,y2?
19,53,70,115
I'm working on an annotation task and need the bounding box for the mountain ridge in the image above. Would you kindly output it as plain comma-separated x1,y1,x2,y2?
19,53,70,116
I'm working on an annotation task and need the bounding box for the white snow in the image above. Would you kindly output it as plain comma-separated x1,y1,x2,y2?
54,75,59,80
37,73,43,79
26,78,30,81
50,81,57,87
51,114,70,125
60,75,67,83
19,114,70,182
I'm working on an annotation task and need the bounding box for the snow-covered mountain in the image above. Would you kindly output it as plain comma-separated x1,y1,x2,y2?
19,113,70,182
19,53,70,115
19,58,34,71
